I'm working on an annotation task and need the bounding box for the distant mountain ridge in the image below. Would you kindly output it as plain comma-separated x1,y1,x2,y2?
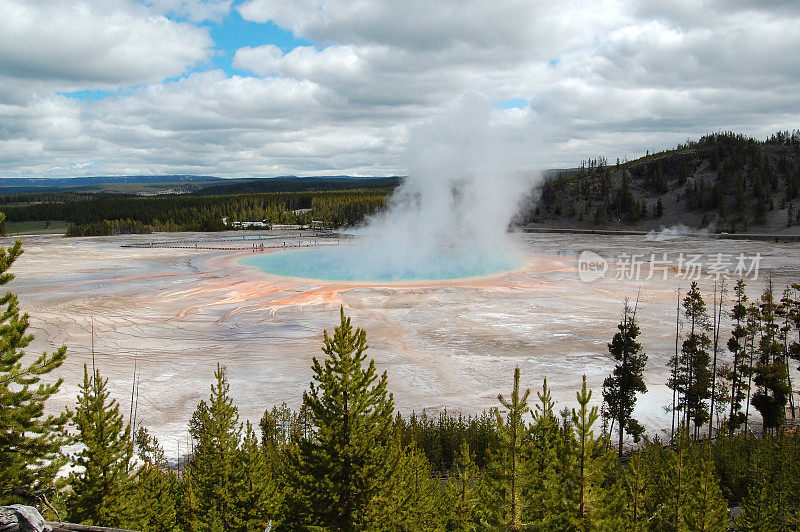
0,175,403,195
0,175,221,188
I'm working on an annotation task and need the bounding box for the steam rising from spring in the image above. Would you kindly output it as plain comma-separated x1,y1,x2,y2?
356,95,537,276
245,95,540,281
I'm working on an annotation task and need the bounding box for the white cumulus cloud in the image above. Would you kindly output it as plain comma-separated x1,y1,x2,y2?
0,0,212,88
144,0,233,23
0,0,798,177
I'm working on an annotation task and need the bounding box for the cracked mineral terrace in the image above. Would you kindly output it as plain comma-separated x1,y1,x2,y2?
11,230,800,458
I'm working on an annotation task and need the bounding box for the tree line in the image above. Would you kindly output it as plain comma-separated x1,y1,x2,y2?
666,280,798,442
0,188,391,235
528,130,800,231
2,235,799,529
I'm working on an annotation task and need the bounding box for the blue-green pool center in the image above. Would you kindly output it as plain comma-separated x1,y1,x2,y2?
239,246,521,282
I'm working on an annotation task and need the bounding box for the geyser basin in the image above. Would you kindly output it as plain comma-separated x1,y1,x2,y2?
239,245,522,282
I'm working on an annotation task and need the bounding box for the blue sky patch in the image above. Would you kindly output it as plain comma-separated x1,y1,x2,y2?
58,89,114,101
495,98,529,109
204,8,311,76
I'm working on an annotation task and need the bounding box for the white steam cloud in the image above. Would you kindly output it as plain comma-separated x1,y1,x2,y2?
644,224,713,242
350,94,539,279
245,94,541,281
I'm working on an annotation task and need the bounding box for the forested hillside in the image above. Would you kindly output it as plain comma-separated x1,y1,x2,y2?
523,131,800,233
193,176,403,196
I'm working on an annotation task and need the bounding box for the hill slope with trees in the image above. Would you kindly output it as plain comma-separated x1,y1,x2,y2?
522,131,800,234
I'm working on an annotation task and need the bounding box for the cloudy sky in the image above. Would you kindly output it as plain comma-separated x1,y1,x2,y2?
1,0,798,178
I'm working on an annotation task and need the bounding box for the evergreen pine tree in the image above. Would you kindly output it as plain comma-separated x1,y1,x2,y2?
177,467,198,530
754,192,767,224
752,288,790,433
650,434,691,532
490,366,530,531
128,427,180,531
789,283,800,415
777,288,795,419
379,443,445,530
231,421,278,530
445,441,483,531
672,282,713,438
681,459,727,532
602,300,648,455
621,449,650,531
726,279,749,430
260,401,300,452
0,236,68,503
743,302,761,430
735,453,782,531
68,366,133,527
522,378,561,529
281,307,398,530
186,363,243,530
568,375,624,531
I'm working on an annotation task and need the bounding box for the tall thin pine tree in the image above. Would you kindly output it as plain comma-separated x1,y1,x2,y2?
68,366,133,527
0,235,68,503
186,363,243,530
492,366,530,531
670,282,713,438
726,279,749,431
562,376,624,531
602,300,648,455
752,288,790,433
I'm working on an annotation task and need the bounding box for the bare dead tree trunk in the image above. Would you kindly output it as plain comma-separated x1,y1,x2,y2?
672,289,680,441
